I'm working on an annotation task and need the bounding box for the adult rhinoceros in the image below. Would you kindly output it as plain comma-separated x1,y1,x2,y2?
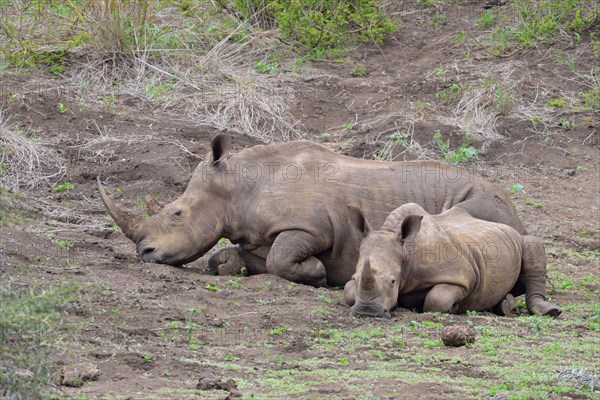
343,203,561,318
98,134,525,287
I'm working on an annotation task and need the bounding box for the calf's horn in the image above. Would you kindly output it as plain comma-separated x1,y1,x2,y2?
360,258,376,292
97,176,143,242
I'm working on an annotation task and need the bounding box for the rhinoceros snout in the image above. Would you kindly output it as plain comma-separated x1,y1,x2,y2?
351,302,391,319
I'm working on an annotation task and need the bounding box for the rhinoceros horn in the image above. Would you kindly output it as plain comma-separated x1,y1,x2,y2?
97,176,143,241
360,258,376,292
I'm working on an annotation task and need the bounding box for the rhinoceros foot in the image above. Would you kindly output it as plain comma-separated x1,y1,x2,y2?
529,301,562,318
208,248,247,276
492,294,517,317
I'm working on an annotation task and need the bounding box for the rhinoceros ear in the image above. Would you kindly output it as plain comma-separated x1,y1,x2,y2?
396,215,423,246
209,134,233,168
348,206,372,238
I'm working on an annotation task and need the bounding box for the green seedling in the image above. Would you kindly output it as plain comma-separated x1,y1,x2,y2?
52,182,74,192
205,284,220,292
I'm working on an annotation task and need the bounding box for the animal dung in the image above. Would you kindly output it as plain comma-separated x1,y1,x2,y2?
441,325,476,347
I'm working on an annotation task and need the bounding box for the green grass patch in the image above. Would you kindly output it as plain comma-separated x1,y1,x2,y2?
486,0,599,54
0,279,82,398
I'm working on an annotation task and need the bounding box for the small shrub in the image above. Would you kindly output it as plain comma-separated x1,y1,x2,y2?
581,87,600,110
436,83,462,103
351,63,369,77
487,0,600,53
477,10,497,29
547,99,566,108
433,131,478,165
236,0,398,57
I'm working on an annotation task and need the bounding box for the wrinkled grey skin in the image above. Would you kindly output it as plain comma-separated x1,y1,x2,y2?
99,134,526,287
344,203,562,318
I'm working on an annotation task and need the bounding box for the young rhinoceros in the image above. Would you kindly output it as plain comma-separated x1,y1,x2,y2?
344,203,561,318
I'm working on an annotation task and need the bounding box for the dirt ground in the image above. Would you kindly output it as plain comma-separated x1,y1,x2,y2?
1,1,599,399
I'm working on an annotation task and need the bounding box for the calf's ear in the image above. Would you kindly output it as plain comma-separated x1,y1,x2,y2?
396,215,423,246
209,134,233,168
348,206,372,238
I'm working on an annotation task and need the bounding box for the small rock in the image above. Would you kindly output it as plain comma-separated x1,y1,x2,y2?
196,376,220,390
60,362,100,387
441,325,476,347
196,376,241,398
558,168,576,177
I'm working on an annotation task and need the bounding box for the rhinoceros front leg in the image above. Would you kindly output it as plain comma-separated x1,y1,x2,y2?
344,280,356,306
423,284,468,314
492,293,517,317
520,236,562,317
207,246,268,276
266,230,329,287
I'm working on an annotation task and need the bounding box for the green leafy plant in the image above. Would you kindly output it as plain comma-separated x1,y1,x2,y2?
320,133,333,141
374,148,389,160
430,11,448,27
511,183,525,193
255,60,280,74
388,131,411,148
55,240,73,249
547,99,566,108
57,103,68,114
205,284,220,292
52,182,74,192
417,0,438,8
477,10,497,29
269,324,292,336
239,0,398,57
351,63,369,77
487,0,600,54
531,115,544,125
433,131,478,165
436,82,462,103
560,118,572,130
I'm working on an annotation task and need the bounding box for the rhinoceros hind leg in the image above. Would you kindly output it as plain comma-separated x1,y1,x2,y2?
521,236,562,318
423,284,467,314
492,294,517,317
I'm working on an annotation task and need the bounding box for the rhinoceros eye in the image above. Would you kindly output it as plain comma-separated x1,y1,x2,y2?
170,210,183,221
389,277,396,287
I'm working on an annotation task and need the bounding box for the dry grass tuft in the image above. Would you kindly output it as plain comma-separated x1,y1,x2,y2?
557,367,598,393
0,111,65,191
71,16,303,143
440,62,524,140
